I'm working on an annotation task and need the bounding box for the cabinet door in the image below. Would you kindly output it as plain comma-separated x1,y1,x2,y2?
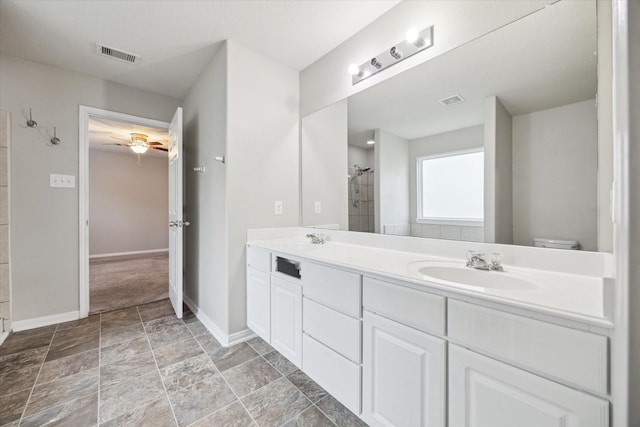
246,267,270,342
449,344,609,427
271,276,302,367
362,311,446,427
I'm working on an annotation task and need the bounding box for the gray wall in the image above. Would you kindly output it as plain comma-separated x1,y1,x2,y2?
183,44,230,334
375,129,409,234
0,53,181,322
226,41,300,334
512,99,597,250
89,150,168,256
484,97,513,245
183,41,299,337
301,100,348,230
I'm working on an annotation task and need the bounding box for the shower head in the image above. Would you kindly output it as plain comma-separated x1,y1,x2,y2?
361,167,371,172
353,165,371,175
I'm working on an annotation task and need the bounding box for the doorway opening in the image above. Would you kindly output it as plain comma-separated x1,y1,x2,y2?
79,107,171,316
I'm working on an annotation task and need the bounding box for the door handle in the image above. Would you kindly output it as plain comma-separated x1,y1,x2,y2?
169,221,178,228
182,221,190,227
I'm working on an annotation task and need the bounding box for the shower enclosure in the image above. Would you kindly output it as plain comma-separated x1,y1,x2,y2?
348,164,375,232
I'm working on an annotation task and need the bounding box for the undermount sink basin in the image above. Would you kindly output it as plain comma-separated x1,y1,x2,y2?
408,261,537,291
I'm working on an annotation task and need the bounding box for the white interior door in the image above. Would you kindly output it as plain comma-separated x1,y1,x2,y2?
168,107,183,318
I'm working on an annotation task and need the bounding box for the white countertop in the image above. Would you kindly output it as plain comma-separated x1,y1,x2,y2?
247,238,613,329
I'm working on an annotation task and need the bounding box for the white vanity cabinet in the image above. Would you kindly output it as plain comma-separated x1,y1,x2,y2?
448,299,609,427
448,344,609,427
246,247,271,342
362,277,446,427
270,275,302,367
301,261,363,415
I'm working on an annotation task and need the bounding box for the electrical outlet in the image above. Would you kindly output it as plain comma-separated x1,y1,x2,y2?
274,201,283,215
314,201,321,214
50,174,75,188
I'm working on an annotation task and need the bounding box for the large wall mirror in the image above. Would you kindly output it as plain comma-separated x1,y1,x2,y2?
301,0,612,252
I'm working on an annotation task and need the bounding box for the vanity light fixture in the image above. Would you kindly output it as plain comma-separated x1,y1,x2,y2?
370,57,383,70
349,25,434,85
389,46,403,60
366,139,375,145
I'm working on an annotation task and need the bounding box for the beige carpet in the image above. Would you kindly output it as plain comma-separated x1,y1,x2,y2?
90,252,169,314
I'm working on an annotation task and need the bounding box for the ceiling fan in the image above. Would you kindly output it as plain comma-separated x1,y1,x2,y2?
104,132,168,154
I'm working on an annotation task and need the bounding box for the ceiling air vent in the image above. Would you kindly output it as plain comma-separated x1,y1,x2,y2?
438,94,465,107
95,43,141,65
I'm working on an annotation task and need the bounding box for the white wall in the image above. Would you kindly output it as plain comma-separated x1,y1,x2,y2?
300,1,549,116
0,54,181,322
226,40,300,334
484,96,513,244
375,128,409,234
183,44,230,334
512,99,597,251
408,125,484,241
301,100,348,229
89,150,168,255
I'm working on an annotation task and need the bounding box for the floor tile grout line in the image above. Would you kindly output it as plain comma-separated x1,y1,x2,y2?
16,323,58,425
188,323,261,427
139,305,181,427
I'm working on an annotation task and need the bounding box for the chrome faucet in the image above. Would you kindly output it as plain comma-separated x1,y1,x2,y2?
466,251,503,271
306,233,325,245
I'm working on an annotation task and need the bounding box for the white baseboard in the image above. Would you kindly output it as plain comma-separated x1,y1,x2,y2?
89,248,169,259
183,295,255,347
12,310,80,332
0,330,8,346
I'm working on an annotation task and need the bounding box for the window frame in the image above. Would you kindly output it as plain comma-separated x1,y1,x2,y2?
416,147,485,227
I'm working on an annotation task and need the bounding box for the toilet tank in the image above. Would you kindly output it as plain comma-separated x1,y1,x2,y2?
533,238,579,250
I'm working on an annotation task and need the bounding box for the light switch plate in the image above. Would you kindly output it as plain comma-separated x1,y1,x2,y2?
50,174,75,188
314,201,321,214
274,201,283,215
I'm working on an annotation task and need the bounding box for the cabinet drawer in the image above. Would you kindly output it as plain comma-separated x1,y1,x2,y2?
448,300,608,395
302,262,361,318
303,298,361,363
363,277,445,336
303,333,361,415
246,247,271,273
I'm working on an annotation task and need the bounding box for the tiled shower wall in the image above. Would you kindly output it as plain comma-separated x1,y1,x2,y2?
410,223,484,242
0,109,10,336
348,170,374,233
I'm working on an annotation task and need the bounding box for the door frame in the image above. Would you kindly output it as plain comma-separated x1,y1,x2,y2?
78,106,170,318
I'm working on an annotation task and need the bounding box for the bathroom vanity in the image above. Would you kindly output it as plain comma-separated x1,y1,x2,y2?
246,228,613,427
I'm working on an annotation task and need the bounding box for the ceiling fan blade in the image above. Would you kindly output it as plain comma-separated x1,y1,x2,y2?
110,135,130,143
150,146,169,152
147,141,163,146
102,143,131,147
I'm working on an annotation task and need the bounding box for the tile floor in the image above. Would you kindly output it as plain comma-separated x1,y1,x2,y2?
0,299,367,427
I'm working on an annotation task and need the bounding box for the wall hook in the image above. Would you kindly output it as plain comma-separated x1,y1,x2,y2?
50,127,61,145
26,108,38,128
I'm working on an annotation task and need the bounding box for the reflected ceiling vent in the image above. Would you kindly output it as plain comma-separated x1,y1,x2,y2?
95,43,141,65
438,94,465,107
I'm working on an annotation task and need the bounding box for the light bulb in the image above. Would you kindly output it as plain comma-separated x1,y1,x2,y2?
390,46,403,60
348,64,363,77
130,144,148,154
406,27,425,47
370,57,383,70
